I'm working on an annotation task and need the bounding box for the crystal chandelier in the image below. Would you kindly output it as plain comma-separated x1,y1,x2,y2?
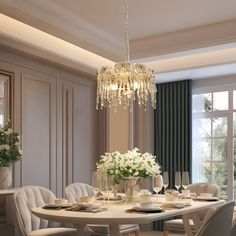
96,0,157,110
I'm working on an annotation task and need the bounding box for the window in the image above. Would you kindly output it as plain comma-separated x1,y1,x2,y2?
192,86,236,200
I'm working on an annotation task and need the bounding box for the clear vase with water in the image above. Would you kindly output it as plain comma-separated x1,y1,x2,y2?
123,176,139,202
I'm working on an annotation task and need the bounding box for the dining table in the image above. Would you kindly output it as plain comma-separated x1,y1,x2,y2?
32,197,224,236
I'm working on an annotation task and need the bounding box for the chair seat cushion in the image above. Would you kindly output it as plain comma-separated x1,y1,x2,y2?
88,224,139,234
164,219,194,230
28,227,77,236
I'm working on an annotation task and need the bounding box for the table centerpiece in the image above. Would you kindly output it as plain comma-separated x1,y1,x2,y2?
96,148,161,201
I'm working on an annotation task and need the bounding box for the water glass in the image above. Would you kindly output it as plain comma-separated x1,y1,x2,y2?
163,171,169,192
182,171,189,190
92,171,100,196
175,171,181,192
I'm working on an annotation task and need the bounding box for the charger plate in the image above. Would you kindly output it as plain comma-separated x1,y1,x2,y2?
127,206,163,213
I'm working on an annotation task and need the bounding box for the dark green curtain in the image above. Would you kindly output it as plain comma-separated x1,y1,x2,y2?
154,80,192,230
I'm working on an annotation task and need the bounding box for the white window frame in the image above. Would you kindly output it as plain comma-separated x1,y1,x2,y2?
192,83,236,200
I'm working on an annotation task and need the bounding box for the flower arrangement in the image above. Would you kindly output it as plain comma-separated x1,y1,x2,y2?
0,122,22,167
96,148,161,184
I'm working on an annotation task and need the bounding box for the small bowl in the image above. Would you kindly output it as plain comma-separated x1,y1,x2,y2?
139,189,152,195
140,202,153,208
200,193,213,198
80,196,96,203
54,198,68,205
139,195,152,203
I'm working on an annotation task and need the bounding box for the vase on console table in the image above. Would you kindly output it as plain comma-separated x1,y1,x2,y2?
124,176,139,202
0,166,12,189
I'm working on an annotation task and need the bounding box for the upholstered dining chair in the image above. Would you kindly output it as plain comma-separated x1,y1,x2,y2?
65,182,140,236
231,220,236,236
195,200,234,236
163,182,220,236
14,185,77,236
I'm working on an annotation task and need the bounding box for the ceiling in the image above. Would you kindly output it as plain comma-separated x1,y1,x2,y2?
0,0,236,81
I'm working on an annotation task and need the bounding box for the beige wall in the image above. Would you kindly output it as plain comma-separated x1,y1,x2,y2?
107,106,133,153
0,46,97,196
105,103,154,154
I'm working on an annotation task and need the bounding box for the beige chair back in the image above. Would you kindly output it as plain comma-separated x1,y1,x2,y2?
14,185,59,236
231,219,236,236
65,183,94,203
196,201,234,236
187,183,220,197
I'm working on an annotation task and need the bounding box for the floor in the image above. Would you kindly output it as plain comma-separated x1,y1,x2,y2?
136,231,183,236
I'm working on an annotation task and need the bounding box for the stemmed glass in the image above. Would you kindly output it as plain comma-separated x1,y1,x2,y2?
182,171,189,190
92,171,101,197
152,175,163,203
175,171,181,192
182,171,190,200
163,172,169,193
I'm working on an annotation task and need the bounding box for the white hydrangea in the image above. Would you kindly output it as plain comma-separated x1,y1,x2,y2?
96,148,161,184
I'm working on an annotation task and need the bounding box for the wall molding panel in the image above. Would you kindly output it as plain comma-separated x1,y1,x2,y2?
21,72,57,193
0,47,97,197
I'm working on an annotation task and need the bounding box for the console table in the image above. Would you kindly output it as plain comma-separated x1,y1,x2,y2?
0,189,16,236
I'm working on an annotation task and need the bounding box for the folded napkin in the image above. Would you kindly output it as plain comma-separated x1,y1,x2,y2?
161,201,191,209
66,203,103,212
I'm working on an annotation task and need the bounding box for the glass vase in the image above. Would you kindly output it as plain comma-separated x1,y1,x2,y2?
123,176,139,202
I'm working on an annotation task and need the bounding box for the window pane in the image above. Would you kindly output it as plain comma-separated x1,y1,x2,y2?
212,162,227,199
212,138,227,161
213,117,227,137
213,91,228,111
193,140,211,161
234,91,236,110
203,162,212,183
192,118,211,140
192,93,212,113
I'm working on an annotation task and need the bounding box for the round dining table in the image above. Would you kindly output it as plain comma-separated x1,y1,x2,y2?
32,199,224,236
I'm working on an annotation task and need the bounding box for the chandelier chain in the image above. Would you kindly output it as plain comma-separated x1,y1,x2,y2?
96,0,157,111
124,0,129,62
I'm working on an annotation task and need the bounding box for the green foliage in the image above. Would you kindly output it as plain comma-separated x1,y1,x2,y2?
0,122,22,167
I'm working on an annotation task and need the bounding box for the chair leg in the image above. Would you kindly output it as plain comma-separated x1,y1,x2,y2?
134,229,141,236
163,229,168,236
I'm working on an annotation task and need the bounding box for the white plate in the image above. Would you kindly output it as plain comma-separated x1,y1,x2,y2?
195,196,219,201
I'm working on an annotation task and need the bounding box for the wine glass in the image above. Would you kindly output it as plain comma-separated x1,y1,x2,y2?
92,171,101,197
152,175,163,195
182,171,190,200
182,171,189,190
175,171,181,192
163,172,169,193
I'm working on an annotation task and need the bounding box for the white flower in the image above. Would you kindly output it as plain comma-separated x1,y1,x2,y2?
96,148,161,183
4,144,10,150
